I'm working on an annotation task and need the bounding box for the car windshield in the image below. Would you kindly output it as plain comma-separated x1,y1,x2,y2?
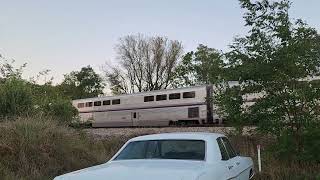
114,140,205,161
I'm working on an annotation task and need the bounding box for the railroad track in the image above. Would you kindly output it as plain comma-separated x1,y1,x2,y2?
84,126,256,139
96,124,230,129
72,123,231,129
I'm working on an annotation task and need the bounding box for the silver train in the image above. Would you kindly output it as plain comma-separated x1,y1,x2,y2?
72,85,222,127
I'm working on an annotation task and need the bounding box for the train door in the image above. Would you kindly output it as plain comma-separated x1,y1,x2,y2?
131,112,139,126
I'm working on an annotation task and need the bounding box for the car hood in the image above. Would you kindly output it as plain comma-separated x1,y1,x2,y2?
54,160,206,180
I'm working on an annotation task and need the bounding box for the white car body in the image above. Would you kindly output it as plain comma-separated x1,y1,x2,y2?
54,133,254,180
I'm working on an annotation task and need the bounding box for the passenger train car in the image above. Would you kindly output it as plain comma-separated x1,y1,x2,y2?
72,85,221,127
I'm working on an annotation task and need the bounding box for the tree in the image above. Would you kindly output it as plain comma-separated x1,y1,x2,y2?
104,34,183,94
59,66,104,99
0,55,27,83
217,0,320,161
214,82,250,134
174,44,224,87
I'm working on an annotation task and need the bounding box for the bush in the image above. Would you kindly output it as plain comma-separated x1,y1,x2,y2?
301,127,320,162
229,135,320,180
0,78,33,117
30,83,78,124
0,78,78,123
270,126,320,163
39,96,78,124
0,116,124,180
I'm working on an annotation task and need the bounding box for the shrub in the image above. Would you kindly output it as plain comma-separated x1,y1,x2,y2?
39,96,78,124
229,135,320,180
301,127,320,162
30,83,78,124
0,78,33,118
270,126,320,163
0,77,78,123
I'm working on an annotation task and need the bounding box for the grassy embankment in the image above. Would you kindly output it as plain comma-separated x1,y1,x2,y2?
0,117,125,180
0,117,319,180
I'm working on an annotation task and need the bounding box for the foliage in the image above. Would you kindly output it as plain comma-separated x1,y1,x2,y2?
104,34,183,94
1,124,319,180
0,55,27,81
0,116,125,180
59,66,105,99
229,135,320,180
38,96,78,124
0,78,33,118
300,127,320,162
0,78,78,123
216,0,320,161
271,126,320,163
174,44,224,87
0,59,78,123
31,83,78,123
213,83,250,134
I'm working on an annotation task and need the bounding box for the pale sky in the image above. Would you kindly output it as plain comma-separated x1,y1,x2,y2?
1,0,319,84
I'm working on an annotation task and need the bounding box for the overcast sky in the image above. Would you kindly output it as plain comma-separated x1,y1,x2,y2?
1,0,319,84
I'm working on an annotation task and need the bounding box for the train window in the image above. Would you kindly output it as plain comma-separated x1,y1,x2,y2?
156,94,167,101
112,99,121,105
85,102,93,107
94,101,102,106
103,100,111,105
144,96,154,102
133,112,137,118
169,93,180,100
77,103,84,108
183,91,195,98
188,107,199,118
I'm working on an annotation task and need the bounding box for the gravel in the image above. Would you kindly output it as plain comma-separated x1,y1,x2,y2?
84,126,256,140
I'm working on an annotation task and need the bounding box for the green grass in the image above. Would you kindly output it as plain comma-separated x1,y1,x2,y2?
0,117,319,180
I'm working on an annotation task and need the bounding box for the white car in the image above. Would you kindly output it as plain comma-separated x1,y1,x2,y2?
54,133,254,180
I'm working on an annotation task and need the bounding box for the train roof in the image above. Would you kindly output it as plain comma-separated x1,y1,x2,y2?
72,85,211,102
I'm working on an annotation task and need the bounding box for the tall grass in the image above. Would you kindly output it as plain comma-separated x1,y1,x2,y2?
230,135,320,180
0,118,319,180
0,116,125,180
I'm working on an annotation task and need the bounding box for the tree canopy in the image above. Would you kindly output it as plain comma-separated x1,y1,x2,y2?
104,34,183,94
174,44,224,87
59,66,105,99
214,0,320,161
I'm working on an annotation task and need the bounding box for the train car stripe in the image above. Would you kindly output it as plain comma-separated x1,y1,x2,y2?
78,102,206,114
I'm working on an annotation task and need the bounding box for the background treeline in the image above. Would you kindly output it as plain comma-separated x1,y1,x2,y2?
0,60,77,122
0,0,320,179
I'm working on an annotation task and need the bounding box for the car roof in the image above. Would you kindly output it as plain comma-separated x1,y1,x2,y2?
130,132,225,142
